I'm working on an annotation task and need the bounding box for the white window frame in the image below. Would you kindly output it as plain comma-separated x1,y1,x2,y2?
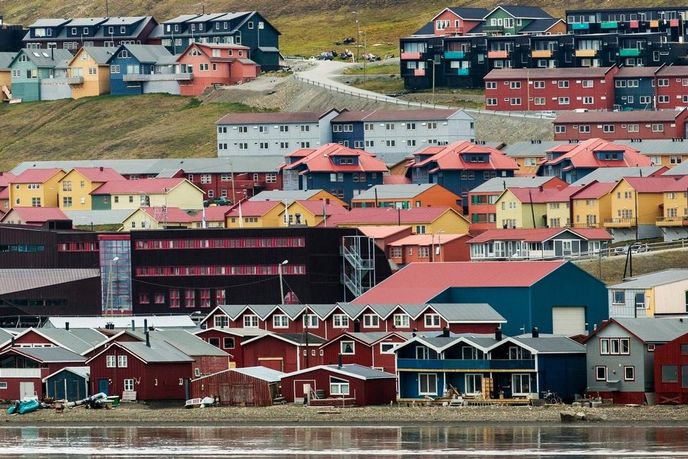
123,378,135,392
418,373,437,396
363,314,380,328
330,376,350,395
333,314,350,329
272,314,289,329
106,355,116,368
393,313,410,328
340,340,355,355
117,355,128,368
424,313,441,328
243,314,259,328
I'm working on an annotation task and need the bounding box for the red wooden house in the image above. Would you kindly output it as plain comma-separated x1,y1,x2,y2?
177,43,259,97
655,67,688,111
240,333,325,373
426,7,488,36
319,332,409,373
190,366,284,406
484,66,619,112
281,364,397,406
553,110,688,141
194,327,268,368
387,233,471,267
654,332,688,405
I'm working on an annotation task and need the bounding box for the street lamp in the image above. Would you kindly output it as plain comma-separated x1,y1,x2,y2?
278,259,289,304
352,11,361,62
105,256,120,315
427,57,440,106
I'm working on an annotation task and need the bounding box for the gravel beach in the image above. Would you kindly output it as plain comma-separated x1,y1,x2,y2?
5,403,688,426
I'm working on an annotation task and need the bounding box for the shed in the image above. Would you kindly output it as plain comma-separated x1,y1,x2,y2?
281,364,397,406
190,366,284,406
43,367,90,401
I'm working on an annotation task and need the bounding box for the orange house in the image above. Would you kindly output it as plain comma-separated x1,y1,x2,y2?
387,233,471,269
351,183,463,212
177,43,259,97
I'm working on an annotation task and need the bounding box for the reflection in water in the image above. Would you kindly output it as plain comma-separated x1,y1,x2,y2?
0,425,687,457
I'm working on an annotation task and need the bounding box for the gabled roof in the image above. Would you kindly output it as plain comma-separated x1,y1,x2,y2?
490,5,552,19
283,363,396,380
151,329,228,357
2,346,86,363
30,327,108,354
570,181,616,199
554,109,687,124
209,304,307,321
42,366,90,383
0,52,17,70
251,190,330,203
519,18,563,33
571,166,665,186
504,186,582,204
11,49,73,69
110,44,173,64
200,206,233,222
89,340,193,364
217,110,338,125
69,46,118,66
588,317,688,344
68,167,124,182
353,183,438,200
226,200,281,218
134,207,196,223
232,366,285,382
352,261,568,304
43,315,196,329
411,141,518,172
541,138,651,169
616,139,688,156
357,225,413,239
413,21,435,36
471,176,564,193
322,207,465,227
284,143,388,174
28,18,71,28
502,335,586,354
500,141,562,158
102,16,148,26
621,176,686,193
486,66,615,80
91,178,192,195
332,109,471,123
287,200,349,218
468,227,612,244
241,332,325,347
609,269,688,290
1,208,70,224
615,66,660,78
11,168,64,184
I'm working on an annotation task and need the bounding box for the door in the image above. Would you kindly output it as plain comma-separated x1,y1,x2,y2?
19,382,35,399
98,378,109,396
552,307,586,336
258,357,283,371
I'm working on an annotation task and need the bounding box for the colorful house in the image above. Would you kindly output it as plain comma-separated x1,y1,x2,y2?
0,207,70,226
280,200,349,228
0,52,15,100
177,43,259,97
388,233,471,267
91,178,204,211
571,181,616,229
319,332,410,373
537,138,652,184
421,7,489,36
67,46,117,99
585,317,688,404
494,186,574,229
500,142,561,177
9,48,73,102
351,183,463,212
655,176,688,241
407,141,518,207
608,269,688,318
553,110,688,141
468,227,611,261
8,168,66,208
250,189,347,207
225,201,282,228
323,206,471,235
121,207,196,231
654,331,688,404
395,331,586,402
482,5,556,36
189,366,284,406
281,364,398,406
283,143,388,204
352,260,609,336
58,167,124,210
240,332,325,373
43,367,90,402
616,140,688,169
107,44,179,96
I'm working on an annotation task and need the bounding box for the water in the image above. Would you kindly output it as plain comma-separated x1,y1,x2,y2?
0,425,687,457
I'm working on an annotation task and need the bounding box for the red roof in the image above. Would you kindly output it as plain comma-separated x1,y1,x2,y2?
71,167,124,182
322,207,462,226
2,207,69,224
623,176,688,193
468,227,612,244
0,172,16,188
291,200,349,217
554,109,687,124
92,178,189,195
542,138,650,169
351,261,567,304
201,205,233,222
358,225,413,239
412,141,518,171
571,181,617,199
388,233,468,246
226,201,280,217
284,144,388,174
507,186,582,204
485,66,615,80
139,207,195,223
11,168,64,184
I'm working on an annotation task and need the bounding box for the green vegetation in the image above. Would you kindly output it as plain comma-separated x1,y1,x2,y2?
349,78,405,93
344,64,400,76
575,249,688,285
0,95,258,170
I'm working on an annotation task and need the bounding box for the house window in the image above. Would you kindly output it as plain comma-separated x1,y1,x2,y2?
465,374,482,395
612,291,625,304
558,80,569,88
223,337,235,349
393,313,410,328
243,314,259,328
185,289,195,308
208,337,220,348
0,382,6,389
624,366,635,381
380,342,396,354
662,365,678,383
138,293,149,304
214,315,229,328
330,377,350,395
340,340,355,355
416,346,429,359
273,314,289,328
170,289,180,308
117,355,128,368
333,314,349,328
424,314,441,328
418,373,437,396
511,374,530,396
595,366,607,381
200,289,211,308
363,314,379,328
215,289,226,305
303,314,319,328
123,379,135,392
106,355,116,368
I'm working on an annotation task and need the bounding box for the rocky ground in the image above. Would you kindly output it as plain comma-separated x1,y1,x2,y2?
6,403,688,426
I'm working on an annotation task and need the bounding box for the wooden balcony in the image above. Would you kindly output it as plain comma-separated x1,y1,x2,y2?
656,216,688,227
401,52,422,60
575,49,598,57
531,50,553,58
67,76,84,85
604,217,635,228
487,50,509,59
413,68,426,77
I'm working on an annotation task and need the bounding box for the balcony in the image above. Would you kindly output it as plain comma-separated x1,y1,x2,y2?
487,50,509,59
650,20,660,28
531,50,553,58
397,358,536,370
444,51,465,59
401,52,422,60
575,49,598,57
67,76,84,85
572,23,590,30
123,73,193,82
619,48,641,57
601,21,618,29
413,68,426,77
656,216,688,227
604,217,635,228
456,68,470,76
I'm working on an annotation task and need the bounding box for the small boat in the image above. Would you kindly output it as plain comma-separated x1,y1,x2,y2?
185,397,203,408
6,401,19,415
17,398,40,415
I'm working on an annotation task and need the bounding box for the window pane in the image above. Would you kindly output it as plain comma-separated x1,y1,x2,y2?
662,365,678,383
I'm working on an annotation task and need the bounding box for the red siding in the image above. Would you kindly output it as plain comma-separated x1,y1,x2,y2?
0,375,45,401
592,390,646,404
195,355,230,376
195,329,245,366
553,113,688,141
190,369,276,406
13,331,54,346
654,334,688,404
321,338,373,368
242,336,322,373
184,172,282,205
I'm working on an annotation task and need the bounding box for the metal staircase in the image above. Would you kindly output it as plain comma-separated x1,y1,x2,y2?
341,235,376,299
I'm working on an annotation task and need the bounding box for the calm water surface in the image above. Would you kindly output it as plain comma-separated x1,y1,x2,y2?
1,425,687,458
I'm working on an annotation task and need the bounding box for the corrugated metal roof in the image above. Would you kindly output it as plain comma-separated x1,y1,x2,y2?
233,366,284,382
29,18,71,27
429,303,505,323
609,317,688,343
555,110,686,124
78,47,118,65
64,209,133,226
353,183,436,200
43,366,90,382
43,315,197,329
35,328,108,354
152,329,229,357
512,335,586,353
520,18,561,32
0,52,17,70
250,190,325,203
324,364,396,379
616,139,688,155
0,269,100,295
8,346,86,363
116,44,173,64
570,166,664,185
471,176,561,192
609,269,688,289
2,207,70,224
501,142,562,158
118,340,194,363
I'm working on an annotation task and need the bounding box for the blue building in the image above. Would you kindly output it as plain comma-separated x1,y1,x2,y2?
395,331,586,401
353,260,609,336
107,44,175,96
613,66,656,111
44,367,90,401
153,11,281,71
406,140,518,211
282,143,388,203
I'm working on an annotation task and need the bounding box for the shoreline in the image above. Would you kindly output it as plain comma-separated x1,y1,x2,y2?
5,404,688,427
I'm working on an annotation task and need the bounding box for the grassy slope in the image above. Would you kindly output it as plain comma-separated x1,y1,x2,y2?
0,95,256,170
575,249,688,285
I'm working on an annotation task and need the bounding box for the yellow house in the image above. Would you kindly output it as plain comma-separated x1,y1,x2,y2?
58,167,125,210
279,200,349,227
495,188,547,229
225,201,283,228
605,177,674,239
571,182,615,228
121,207,196,231
326,207,470,234
656,177,688,230
9,168,66,208
189,205,231,229
91,178,204,211
250,189,347,207
0,52,15,101
67,46,116,99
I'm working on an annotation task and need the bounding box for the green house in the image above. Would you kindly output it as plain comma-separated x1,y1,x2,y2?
482,5,552,35
9,49,73,102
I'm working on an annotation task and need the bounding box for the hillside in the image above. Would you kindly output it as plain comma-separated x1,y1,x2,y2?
1,0,679,57
0,95,258,170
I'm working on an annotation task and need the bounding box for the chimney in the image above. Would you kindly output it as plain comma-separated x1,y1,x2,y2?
353,319,360,333
99,166,104,172
337,353,342,368
10,337,14,347
325,198,330,205
131,320,135,331
145,331,151,347
442,326,449,338
144,319,148,332
532,326,539,338
538,185,543,192
65,322,69,331
495,326,502,342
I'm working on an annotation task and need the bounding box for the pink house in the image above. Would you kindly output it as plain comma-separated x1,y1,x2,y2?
177,43,260,97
